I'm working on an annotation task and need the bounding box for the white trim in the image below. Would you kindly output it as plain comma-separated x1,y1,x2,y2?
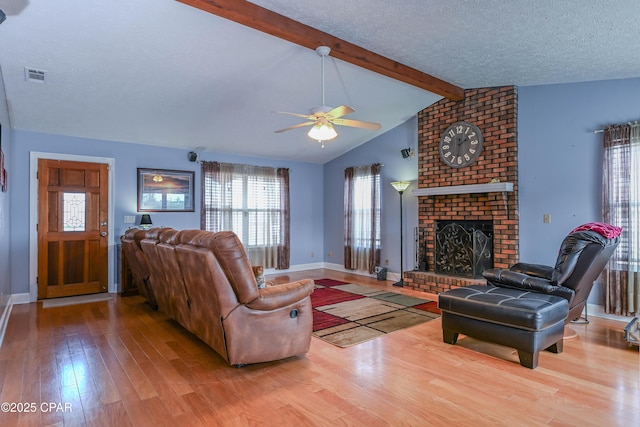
0,293,30,348
264,262,394,281
323,262,380,278
10,293,31,305
321,262,353,274
264,262,324,274
0,299,13,348
29,152,117,302
586,303,635,323
275,261,396,281
322,262,400,282
412,182,513,197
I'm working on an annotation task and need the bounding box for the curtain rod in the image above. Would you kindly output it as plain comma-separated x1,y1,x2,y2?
594,121,639,133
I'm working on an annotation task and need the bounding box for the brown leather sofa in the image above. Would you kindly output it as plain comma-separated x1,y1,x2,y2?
139,227,179,317
125,228,315,366
121,228,155,307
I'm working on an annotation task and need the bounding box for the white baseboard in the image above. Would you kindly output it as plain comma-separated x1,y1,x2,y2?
264,262,325,274
322,262,365,275
265,262,397,282
309,262,399,282
586,303,635,323
320,262,348,272
11,293,31,305
0,293,34,349
0,294,27,349
0,300,12,349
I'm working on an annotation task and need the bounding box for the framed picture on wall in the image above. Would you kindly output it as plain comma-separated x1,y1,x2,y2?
137,168,195,212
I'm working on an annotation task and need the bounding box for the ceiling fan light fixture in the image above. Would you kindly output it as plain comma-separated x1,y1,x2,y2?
274,45,380,145
308,122,337,144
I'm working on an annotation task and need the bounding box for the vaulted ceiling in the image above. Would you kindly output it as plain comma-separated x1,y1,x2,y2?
1,0,638,163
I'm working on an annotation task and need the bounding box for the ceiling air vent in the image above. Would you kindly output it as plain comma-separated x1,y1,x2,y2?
25,67,46,83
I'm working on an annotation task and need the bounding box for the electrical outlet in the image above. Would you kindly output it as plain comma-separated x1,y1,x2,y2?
328,251,332,257
543,213,551,224
310,251,314,258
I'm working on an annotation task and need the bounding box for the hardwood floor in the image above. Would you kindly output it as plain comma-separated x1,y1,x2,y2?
0,269,638,426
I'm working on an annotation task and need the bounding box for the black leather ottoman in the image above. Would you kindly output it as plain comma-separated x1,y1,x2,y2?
438,284,569,368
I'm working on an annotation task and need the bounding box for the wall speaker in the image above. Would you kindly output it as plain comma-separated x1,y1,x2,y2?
401,148,413,159
188,151,198,162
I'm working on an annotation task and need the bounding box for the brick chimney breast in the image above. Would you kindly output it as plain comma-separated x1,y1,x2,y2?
405,86,519,294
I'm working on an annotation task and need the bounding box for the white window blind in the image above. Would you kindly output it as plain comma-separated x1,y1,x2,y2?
202,162,289,269
344,163,381,273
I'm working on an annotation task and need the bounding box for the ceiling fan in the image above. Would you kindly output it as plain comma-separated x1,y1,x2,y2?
275,46,381,148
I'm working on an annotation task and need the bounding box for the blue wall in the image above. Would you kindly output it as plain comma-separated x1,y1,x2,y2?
0,67,11,313
6,77,640,306
10,130,324,295
518,77,640,303
322,77,640,303
518,78,640,262
323,116,419,278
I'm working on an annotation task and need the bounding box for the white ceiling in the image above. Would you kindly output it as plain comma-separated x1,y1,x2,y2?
1,0,639,164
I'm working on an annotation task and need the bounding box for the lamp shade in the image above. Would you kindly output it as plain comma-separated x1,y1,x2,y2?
140,214,153,225
390,181,411,193
308,122,338,142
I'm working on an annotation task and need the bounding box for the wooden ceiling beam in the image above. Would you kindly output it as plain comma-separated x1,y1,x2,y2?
177,0,465,101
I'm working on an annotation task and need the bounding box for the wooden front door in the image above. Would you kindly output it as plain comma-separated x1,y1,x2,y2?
37,159,109,299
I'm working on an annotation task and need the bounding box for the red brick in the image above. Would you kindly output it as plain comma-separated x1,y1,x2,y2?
413,86,519,295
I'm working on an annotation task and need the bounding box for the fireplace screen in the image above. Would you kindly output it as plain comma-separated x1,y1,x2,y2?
434,220,493,279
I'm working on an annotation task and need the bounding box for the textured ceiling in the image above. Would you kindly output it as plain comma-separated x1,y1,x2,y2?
0,0,638,164
250,0,640,88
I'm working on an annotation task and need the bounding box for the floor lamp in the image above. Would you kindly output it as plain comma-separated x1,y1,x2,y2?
391,181,411,287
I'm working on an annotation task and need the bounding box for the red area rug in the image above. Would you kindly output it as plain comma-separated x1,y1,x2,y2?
310,279,441,347
314,278,352,287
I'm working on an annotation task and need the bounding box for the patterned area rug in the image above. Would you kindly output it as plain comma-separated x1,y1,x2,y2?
311,278,441,347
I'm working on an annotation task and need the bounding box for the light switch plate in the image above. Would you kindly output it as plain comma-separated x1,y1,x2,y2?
124,215,136,224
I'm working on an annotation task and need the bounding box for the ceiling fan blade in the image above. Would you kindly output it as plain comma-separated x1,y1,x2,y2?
274,121,316,133
274,110,314,120
332,118,382,130
326,105,355,119
276,49,379,140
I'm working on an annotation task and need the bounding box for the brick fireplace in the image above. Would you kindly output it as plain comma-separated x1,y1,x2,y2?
404,86,519,294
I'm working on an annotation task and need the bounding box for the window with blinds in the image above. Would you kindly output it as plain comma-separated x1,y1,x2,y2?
344,163,381,273
351,174,381,249
202,162,290,269
602,123,640,315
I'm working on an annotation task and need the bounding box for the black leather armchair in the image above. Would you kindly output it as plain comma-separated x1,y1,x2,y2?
438,224,621,368
483,227,621,323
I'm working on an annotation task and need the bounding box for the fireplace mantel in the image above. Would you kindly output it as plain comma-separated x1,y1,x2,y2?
411,182,513,197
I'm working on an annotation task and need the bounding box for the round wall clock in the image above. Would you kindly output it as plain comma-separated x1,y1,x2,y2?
439,121,484,168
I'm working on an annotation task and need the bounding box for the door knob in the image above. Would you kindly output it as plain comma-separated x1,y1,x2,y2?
101,231,108,237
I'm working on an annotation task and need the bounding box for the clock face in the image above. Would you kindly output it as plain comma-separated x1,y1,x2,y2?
439,121,484,168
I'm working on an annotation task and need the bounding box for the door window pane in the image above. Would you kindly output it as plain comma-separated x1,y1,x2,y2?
63,192,86,231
